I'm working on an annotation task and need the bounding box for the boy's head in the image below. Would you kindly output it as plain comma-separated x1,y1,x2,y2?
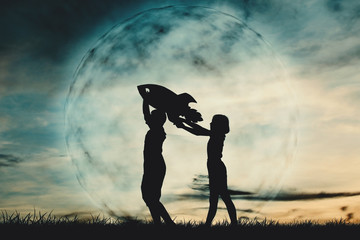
149,109,166,127
210,114,230,134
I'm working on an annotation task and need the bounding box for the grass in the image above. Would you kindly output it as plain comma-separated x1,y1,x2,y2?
1,210,360,238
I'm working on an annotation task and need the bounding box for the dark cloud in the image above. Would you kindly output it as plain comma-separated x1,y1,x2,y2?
321,44,360,68
0,1,283,67
177,190,360,202
338,206,355,221
2,0,358,97
197,206,257,214
347,212,354,220
0,154,23,167
185,175,360,201
326,0,343,12
1,0,359,88
340,206,348,211
1,0,142,62
326,0,360,25
190,174,253,195
0,0,161,96
252,191,360,201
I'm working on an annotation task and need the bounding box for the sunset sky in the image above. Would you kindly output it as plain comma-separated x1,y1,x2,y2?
1,0,360,223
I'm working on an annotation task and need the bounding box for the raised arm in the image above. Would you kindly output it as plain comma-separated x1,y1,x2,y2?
176,118,210,136
142,100,151,124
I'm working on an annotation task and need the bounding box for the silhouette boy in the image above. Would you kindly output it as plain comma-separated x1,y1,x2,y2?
140,99,174,225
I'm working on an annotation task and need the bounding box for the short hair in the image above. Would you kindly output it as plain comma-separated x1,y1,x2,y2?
150,109,166,125
211,114,230,134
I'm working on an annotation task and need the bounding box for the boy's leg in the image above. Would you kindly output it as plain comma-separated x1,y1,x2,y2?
147,202,161,224
158,202,175,225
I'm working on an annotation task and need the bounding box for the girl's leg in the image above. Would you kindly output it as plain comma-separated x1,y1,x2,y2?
220,193,237,225
205,192,219,226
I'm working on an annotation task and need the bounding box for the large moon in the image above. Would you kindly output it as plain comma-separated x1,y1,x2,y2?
65,6,297,220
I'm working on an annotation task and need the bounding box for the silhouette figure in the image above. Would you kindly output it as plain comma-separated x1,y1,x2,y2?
137,84,203,124
139,94,175,225
176,115,237,226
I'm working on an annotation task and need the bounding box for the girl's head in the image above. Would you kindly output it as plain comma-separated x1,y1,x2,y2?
149,109,166,128
210,114,230,134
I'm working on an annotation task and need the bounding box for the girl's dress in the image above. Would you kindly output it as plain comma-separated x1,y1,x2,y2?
207,134,228,194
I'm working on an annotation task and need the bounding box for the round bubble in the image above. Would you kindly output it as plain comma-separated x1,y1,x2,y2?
65,6,297,219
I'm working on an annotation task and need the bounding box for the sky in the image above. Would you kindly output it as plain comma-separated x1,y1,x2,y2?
1,0,360,223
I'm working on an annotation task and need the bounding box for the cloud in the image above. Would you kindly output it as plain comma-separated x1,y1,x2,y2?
0,154,23,168
1,0,359,95
319,44,360,69
177,189,360,202
0,0,131,63
326,0,360,27
0,0,157,97
183,174,360,202
0,149,94,213
196,206,257,214
218,0,360,79
250,191,360,201
1,0,360,220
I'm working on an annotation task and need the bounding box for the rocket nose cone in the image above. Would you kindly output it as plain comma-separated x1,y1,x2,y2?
138,84,154,98
138,84,156,92
137,85,149,97
137,85,146,91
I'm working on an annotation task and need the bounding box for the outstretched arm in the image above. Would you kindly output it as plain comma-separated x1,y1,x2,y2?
176,118,210,136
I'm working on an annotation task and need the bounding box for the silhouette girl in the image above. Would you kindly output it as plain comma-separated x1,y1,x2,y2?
177,114,237,226
141,99,174,225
